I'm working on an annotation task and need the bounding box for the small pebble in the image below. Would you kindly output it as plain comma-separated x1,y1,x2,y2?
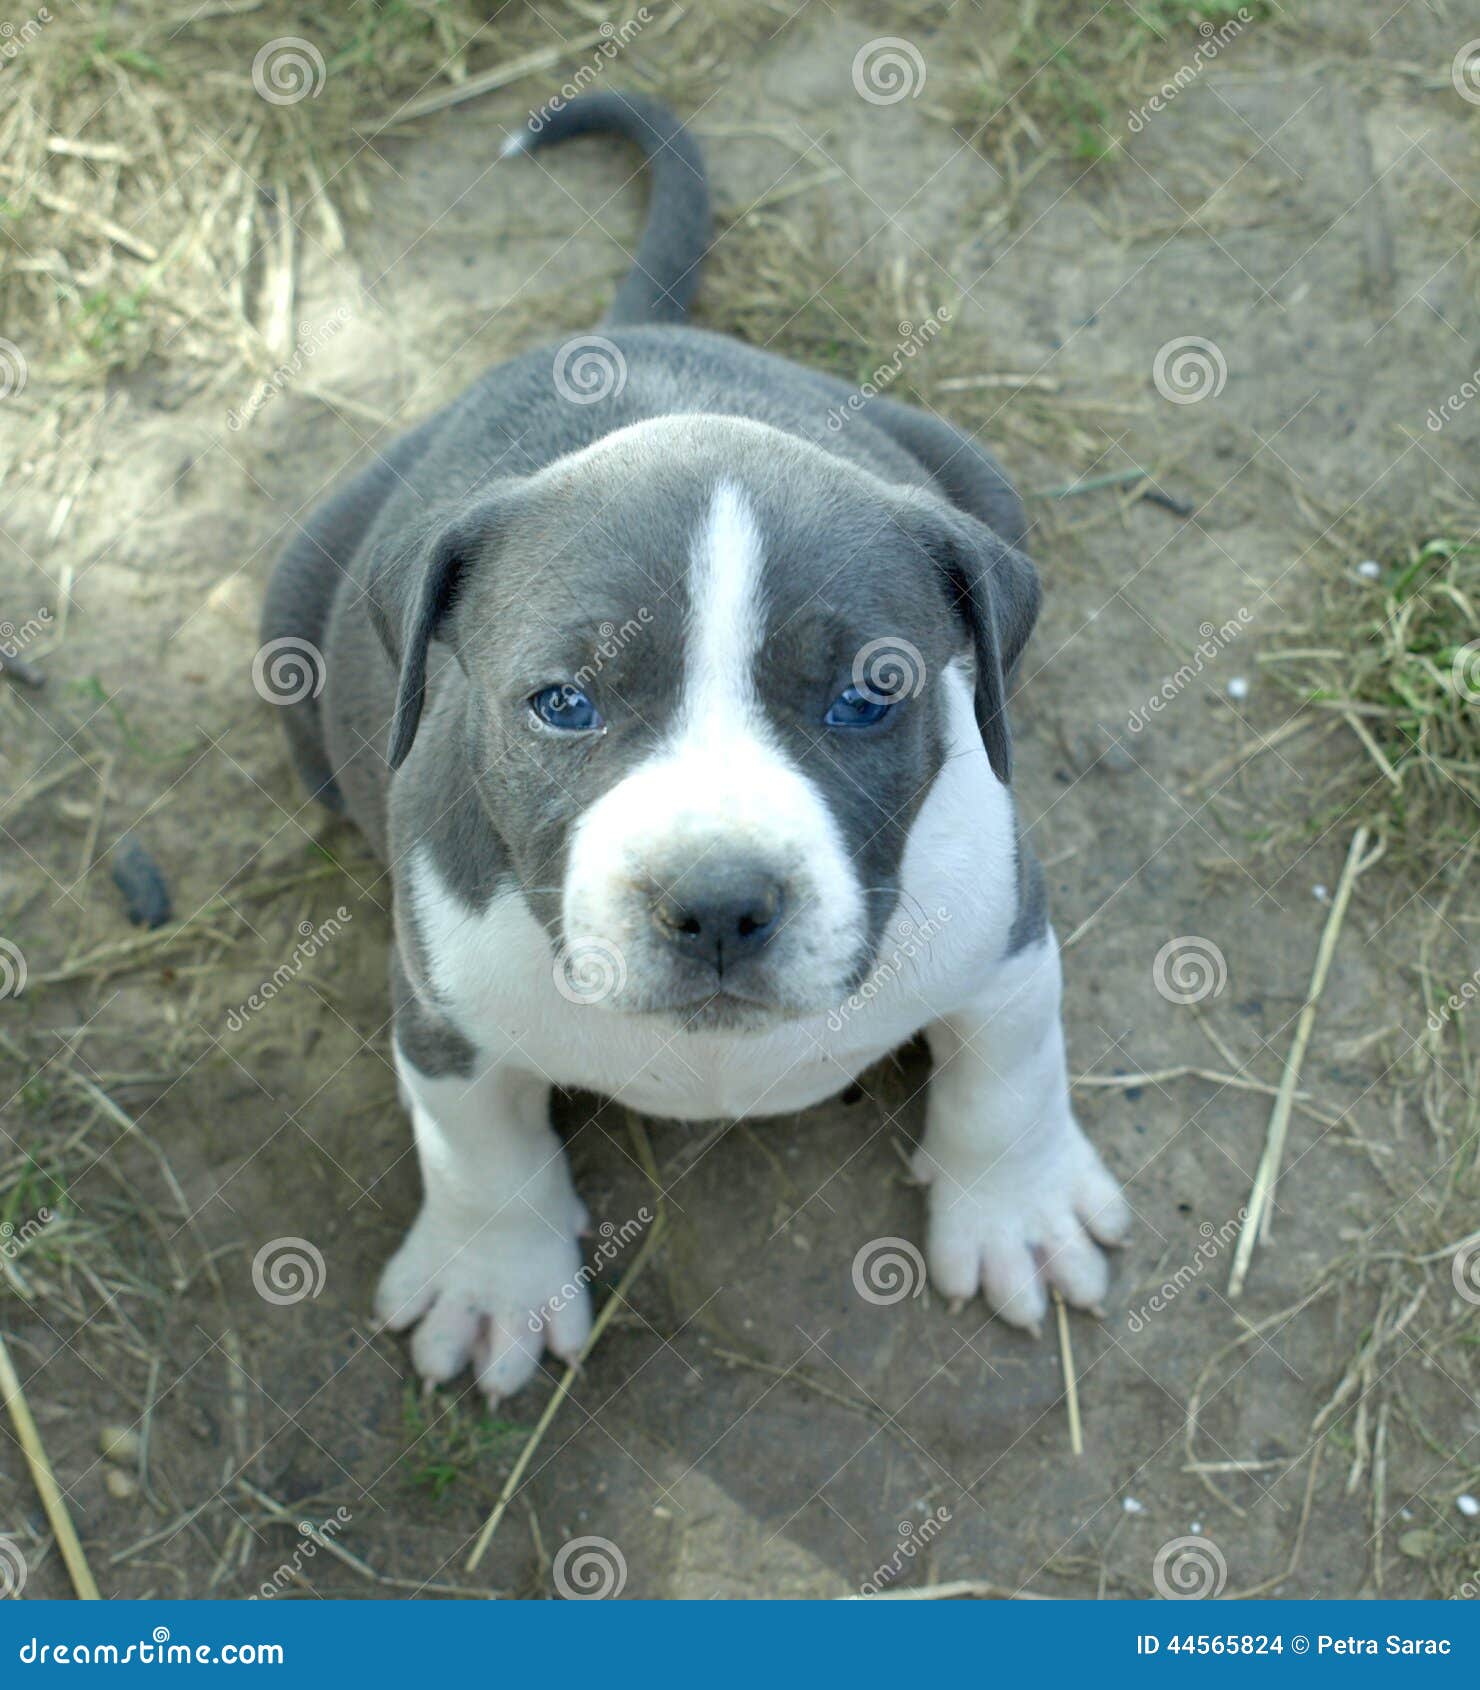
1313,884,1330,902
1357,559,1381,579
1226,676,1250,701
104,1468,138,1500
1121,1497,1146,1515
110,833,172,930
1458,1494,1479,1519
99,1424,141,1464
1190,1521,1204,1535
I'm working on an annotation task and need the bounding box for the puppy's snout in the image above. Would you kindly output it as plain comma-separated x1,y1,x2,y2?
650,863,784,973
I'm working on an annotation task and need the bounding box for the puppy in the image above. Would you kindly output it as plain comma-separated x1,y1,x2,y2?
262,92,1129,1400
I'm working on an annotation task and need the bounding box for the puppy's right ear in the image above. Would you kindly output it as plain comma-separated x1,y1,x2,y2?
365,505,499,770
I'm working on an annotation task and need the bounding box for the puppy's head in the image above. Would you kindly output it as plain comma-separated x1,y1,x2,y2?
369,417,1036,1027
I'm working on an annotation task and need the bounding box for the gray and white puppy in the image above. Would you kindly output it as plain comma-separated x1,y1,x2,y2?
262,92,1129,1400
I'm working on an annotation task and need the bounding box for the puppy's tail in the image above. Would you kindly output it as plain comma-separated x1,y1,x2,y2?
502,91,709,326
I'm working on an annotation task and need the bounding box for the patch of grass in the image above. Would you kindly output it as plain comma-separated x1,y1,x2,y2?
1267,537,1480,868
399,1384,530,1500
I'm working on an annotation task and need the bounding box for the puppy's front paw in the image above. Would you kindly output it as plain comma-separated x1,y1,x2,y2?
913,1120,1129,1332
375,1196,591,1401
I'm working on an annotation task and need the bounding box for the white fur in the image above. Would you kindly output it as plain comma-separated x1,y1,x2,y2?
561,484,867,1012
383,661,1126,1390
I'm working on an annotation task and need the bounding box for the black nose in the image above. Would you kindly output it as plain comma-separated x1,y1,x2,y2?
651,867,784,972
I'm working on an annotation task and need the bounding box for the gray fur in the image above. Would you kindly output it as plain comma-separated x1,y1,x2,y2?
260,92,1046,1058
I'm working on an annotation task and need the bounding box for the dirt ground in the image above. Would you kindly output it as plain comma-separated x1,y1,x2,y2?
1,1,1478,1602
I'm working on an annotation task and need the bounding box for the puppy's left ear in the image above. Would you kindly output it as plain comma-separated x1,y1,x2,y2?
910,501,1040,785
365,501,504,770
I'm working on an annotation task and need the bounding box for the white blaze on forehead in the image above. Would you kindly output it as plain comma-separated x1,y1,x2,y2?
684,481,766,725
559,482,869,1006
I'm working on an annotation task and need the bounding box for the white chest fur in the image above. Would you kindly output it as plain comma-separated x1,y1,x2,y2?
402,666,1020,1121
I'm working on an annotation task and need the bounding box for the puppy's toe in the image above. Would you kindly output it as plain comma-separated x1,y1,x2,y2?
475,1321,545,1403
410,1294,481,1383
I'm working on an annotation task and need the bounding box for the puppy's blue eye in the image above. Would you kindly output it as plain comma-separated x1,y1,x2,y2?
531,684,604,732
824,685,896,729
